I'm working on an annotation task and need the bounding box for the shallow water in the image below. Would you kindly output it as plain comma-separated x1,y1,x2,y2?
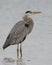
3,58,26,65
1,56,32,65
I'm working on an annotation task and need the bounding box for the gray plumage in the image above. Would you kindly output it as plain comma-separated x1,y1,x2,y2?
3,15,34,49
3,11,41,58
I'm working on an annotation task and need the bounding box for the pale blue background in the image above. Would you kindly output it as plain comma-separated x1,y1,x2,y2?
0,0,52,65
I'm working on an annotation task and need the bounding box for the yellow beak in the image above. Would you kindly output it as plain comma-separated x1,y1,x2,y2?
32,11,42,14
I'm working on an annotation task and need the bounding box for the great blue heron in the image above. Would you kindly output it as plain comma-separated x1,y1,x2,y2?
3,11,41,58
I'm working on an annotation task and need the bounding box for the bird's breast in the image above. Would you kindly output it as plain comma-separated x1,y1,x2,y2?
25,22,34,35
25,23,29,28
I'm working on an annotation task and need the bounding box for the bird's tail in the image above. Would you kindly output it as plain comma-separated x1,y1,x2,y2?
3,42,10,50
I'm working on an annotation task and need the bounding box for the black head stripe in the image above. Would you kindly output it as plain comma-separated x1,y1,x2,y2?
25,11,32,13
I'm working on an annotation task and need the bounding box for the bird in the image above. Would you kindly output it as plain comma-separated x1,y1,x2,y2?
3,11,41,58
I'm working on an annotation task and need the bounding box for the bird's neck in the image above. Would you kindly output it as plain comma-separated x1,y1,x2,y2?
23,15,33,23
23,15,34,34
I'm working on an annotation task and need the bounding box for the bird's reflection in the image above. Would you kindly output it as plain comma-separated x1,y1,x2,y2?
3,58,26,65
16,58,26,65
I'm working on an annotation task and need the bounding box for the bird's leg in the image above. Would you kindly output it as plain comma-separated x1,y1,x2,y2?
17,44,20,59
20,43,22,58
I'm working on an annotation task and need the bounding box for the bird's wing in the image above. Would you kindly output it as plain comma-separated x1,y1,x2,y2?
4,21,29,45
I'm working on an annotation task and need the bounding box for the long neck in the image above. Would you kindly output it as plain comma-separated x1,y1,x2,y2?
23,15,34,34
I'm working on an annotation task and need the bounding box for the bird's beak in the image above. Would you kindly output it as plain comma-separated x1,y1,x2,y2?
31,11,42,14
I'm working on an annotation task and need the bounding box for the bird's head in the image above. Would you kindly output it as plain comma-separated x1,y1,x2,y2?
25,11,42,15
23,11,42,21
